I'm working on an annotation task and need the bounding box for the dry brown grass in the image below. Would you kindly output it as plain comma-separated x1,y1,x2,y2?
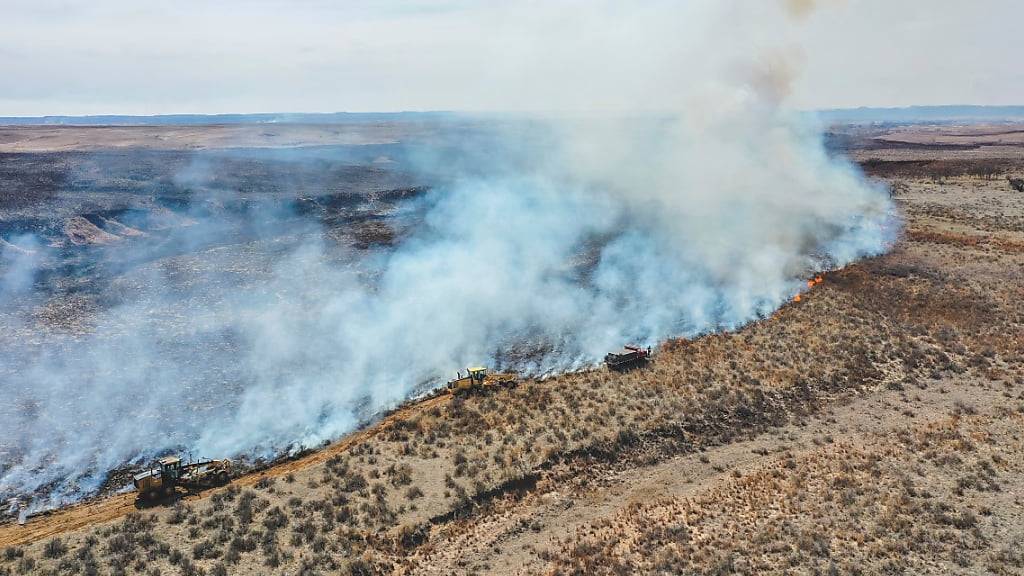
545,411,1024,575
2,151,1023,575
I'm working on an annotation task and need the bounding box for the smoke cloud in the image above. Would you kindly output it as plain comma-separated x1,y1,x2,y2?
0,0,897,510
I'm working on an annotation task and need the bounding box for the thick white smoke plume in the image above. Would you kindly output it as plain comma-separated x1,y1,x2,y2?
0,0,897,509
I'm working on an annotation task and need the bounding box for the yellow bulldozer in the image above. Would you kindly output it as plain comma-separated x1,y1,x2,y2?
447,366,517,396
133,455,232,500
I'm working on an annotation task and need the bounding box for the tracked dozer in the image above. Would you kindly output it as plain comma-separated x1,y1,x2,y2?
447,366,517,396
133,455,231,500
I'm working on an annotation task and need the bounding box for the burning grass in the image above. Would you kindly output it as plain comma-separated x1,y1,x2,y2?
8,241,1016,574
2,165,1024,575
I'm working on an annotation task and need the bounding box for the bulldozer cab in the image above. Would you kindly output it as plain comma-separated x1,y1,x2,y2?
134,456,181,497
448,366,489,395
159,456,182,479
447,366,517,396
159,456,181,470
134,454,231,501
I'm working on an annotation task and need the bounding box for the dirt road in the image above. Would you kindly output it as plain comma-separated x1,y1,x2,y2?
0,394,449,547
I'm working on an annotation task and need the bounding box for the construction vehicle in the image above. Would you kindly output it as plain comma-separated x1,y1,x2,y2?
604,345,652,371
133,455,232,500
447,366,517,396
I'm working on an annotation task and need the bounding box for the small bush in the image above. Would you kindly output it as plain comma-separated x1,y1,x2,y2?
168,549,184,566
263,506,289,531
14,557,35,574
235,491,257,526
192,539,221,560
346,558,374,576
166,502,190,525
43,537,68,559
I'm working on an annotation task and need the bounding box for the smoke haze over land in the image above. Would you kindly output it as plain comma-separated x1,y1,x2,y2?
0,1,897,509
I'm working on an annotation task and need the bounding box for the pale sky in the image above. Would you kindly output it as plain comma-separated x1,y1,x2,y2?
0,0,1019,116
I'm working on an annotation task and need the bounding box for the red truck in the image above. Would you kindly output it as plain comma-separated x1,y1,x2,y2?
604,345,652,371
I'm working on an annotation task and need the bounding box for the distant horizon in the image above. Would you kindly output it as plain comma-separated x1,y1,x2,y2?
2,105,1024,126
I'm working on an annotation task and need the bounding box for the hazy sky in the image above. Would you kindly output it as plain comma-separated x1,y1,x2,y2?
0,0,1019,116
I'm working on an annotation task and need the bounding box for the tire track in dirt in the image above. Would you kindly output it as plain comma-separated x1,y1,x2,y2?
0,393,450,547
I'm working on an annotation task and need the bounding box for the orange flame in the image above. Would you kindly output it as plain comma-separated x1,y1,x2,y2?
794,274,825,302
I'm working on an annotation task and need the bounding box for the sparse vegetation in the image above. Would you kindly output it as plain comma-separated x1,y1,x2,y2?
3,136,1023,576
547,412,1023,575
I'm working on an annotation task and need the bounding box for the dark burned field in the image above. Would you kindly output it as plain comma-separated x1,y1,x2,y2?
2,123,1024,575
0,138,433,500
